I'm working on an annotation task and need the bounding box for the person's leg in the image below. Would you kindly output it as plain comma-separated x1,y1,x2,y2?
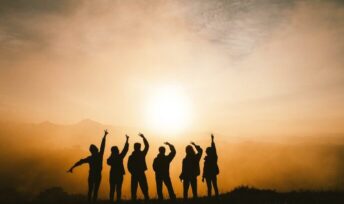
92,175,101,203
88,175,94,202
183,179,190,200
138,173,149,200
117,176,123,202
116,176,123,202
131,175,138,201
206,177,212,197
113,183,118,202
212,176,219,197
109,177,115,202
191,177,198,198
164,176,176,200
155,175,163,200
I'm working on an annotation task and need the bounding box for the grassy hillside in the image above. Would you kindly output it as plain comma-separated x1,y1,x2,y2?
2,186,344,204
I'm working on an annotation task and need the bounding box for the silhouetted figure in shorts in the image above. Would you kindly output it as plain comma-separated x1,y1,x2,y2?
203,134,219,197
67,129,108,203
153,142,176,200
179,142,203,199
127,133,150,201
107,134,129,203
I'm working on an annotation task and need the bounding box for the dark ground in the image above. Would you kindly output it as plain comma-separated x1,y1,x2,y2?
1,186,344,204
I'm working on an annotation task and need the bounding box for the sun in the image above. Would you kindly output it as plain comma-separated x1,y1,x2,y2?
146,85,191,134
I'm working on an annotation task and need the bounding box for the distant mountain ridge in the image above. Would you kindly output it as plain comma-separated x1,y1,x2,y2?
1,119,344,197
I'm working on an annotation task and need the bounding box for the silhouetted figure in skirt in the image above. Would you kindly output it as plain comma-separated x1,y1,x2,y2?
203,134,219,197
127,133,150,201
67,129,108,203
107,134,129,203
180,142,203,199
153,142,176,200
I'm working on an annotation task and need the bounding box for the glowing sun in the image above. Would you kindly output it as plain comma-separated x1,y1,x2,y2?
146,85,191,133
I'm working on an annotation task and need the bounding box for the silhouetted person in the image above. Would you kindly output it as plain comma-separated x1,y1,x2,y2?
67,129,108,203
202,134,219,197
153,142,176,200
107,134,129,203
179,142,203,200
127,133,150,201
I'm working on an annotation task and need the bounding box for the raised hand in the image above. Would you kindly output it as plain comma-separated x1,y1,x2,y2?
138,133,145,138
164,142,171,146
211,134,214,140
126,134,129,140
191,142,196,146
104,129,109,136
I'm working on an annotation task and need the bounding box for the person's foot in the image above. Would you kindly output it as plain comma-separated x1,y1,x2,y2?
143,196,150,203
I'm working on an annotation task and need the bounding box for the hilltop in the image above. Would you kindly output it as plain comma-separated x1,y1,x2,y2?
2,186,344,204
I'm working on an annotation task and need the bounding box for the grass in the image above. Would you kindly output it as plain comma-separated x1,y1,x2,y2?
1,186,344,204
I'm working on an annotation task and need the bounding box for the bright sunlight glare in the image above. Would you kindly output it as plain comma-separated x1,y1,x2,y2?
146,85,191,134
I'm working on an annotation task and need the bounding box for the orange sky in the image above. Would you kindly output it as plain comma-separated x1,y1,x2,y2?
1,1,344,198
0,0,344,138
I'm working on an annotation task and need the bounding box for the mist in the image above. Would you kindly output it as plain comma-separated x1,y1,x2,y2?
1,120,344,199
1,0,344,199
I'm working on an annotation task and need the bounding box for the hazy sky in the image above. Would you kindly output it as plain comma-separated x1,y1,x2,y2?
1,0,344,137
1,0,344,197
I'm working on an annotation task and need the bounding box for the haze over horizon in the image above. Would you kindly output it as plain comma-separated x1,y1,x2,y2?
1,118,344,199
1,0,344,199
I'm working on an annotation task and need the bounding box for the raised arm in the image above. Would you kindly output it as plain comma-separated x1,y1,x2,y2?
165,142,176,161
211,134,217,156
67,157,89,173
191,142,203,160
139,133,149,155
99,129,108,156
120,135,129,158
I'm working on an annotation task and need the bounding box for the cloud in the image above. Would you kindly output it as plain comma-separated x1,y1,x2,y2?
175,0,295,58
0,0,343,133
0,0,296,59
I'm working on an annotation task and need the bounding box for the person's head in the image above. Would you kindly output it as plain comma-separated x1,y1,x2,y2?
134,143,141,151
186,145,195,156
206,147,212,155
89,144,98,155
111,146,119,155
159,146,166,155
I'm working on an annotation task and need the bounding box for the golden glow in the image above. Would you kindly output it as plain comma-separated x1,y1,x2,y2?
145,85,191,134
1,0,344,199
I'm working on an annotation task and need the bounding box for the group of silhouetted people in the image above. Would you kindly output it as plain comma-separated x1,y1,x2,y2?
67,130,219,203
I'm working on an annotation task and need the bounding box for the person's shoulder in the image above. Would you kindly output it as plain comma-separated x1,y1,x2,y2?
128,153,134,159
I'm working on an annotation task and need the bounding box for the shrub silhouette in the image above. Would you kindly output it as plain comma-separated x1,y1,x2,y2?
1,186,344,204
